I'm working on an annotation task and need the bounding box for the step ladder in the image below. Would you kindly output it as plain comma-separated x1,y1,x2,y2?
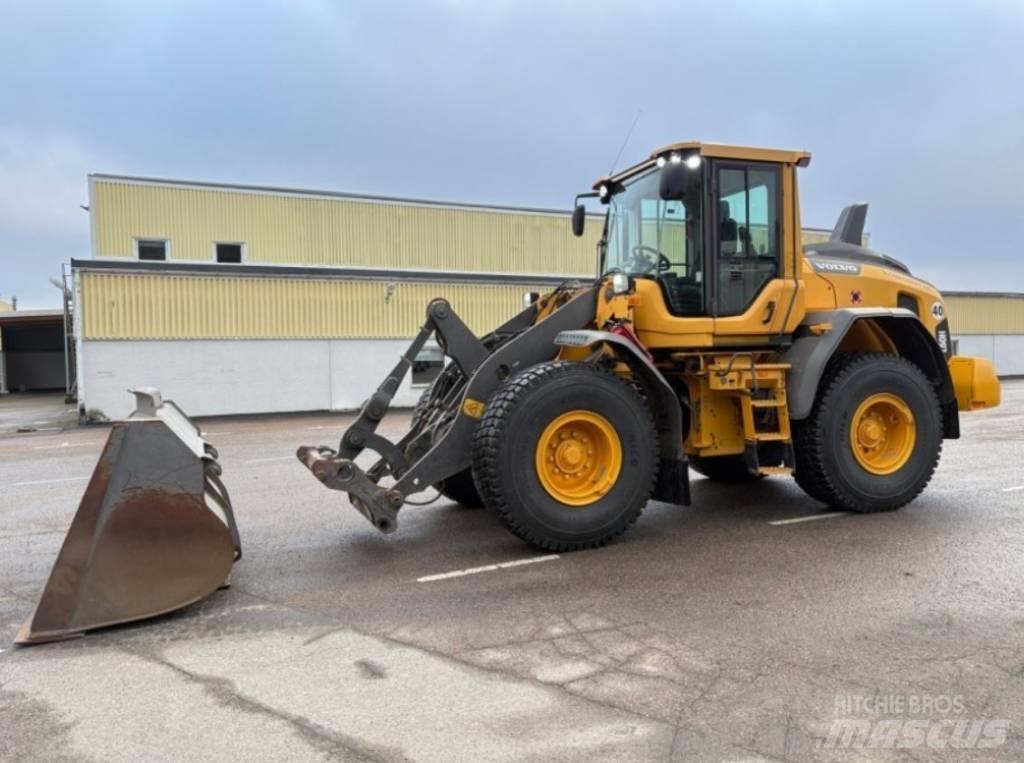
707,356,795,477
739,385,795,477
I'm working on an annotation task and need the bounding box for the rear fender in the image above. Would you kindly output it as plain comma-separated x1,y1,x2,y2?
783,309,959,438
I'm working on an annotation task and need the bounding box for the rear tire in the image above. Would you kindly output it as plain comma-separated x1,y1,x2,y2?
472,361,657,551
793,353,942,512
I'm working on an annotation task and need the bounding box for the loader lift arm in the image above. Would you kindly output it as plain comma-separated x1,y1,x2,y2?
298,285,600,533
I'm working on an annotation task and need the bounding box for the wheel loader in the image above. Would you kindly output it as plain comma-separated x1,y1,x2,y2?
16,141,1001,645
298,141,1001,551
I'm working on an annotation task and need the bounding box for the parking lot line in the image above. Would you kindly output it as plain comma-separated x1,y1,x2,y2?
31,442,93,450
417,554,560,582
244,456,296,464
769,512,849,526
1000,485,1024,493
10,475,90,488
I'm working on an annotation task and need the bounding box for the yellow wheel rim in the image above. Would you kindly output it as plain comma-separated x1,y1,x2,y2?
849,392,916,475
535,410,622,506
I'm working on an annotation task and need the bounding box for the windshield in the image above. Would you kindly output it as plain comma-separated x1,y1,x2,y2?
601,168,704,315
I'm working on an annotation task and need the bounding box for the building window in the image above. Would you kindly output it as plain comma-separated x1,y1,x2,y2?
136,239,167,261
412,347,444,387
215,242,244,263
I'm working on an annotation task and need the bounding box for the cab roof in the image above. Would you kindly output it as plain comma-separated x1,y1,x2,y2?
593,141,812,189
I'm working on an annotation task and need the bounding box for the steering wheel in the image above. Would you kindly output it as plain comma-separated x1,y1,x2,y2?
630,245,672,274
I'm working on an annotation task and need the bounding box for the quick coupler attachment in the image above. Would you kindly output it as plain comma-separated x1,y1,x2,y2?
296,445,404,533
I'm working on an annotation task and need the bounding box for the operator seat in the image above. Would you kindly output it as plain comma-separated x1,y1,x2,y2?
719,201,738,255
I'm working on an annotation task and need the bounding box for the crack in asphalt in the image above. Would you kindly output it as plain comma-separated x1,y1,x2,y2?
229,585,683,735
124,644,413,763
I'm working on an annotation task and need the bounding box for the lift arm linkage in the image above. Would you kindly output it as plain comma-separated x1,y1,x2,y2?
297,287,599,533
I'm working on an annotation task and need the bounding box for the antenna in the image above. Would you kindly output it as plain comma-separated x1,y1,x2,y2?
608,109,642,175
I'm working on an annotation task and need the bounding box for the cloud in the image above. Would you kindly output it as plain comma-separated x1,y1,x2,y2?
0,1,1022,298
0,130,112,307
0,129,100,236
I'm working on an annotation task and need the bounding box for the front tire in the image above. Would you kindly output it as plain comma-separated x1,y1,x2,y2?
472,361,658,551
794,353,942,512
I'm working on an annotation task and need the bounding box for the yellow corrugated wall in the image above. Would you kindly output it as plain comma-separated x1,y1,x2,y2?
81,271,1024,341
81,272,540,340
945,295,1024,335
91,178,850,277
91,179,602,276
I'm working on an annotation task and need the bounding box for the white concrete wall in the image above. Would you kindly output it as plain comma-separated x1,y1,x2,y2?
954,334,1024,377
80,339,427,420
81,333,1024,420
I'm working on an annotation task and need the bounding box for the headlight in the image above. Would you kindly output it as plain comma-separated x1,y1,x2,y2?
598,184,609,200
522,291,539,307
611,273,631,294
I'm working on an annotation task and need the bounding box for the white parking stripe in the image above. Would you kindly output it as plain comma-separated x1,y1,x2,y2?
1000,485,1024,493
31,442,93,450
417,554,560,583
769,512,849,526
10,476,90,488
244,456,296,464
201,431,234,436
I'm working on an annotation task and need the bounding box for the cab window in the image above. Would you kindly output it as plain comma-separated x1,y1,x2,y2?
715,164,781,316
603,168,705,316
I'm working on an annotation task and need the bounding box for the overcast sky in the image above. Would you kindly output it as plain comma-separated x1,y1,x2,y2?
2,0,1022,307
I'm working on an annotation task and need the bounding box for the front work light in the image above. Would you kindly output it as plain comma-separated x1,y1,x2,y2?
611,272,631,294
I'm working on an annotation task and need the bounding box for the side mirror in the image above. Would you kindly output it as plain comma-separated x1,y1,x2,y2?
571,204,586,237
659,162,691,200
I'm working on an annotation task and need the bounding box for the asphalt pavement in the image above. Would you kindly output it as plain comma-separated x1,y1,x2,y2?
1,381,1022,762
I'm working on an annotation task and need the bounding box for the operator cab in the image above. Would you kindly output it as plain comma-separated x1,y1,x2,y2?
573,142,811,334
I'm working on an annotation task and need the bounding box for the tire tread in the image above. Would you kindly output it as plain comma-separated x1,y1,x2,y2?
472,361,657,551
793,352,942,512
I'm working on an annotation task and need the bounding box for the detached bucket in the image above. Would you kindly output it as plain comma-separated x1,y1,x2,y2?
15,388,241,646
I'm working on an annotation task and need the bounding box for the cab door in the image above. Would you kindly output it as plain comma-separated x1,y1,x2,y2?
710,160,800,339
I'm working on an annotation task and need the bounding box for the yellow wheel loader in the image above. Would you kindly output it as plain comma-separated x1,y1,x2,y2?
299,141,1001,551
18,141,1001,645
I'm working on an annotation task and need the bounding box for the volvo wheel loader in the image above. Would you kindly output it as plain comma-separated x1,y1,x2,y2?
300,141,1001,551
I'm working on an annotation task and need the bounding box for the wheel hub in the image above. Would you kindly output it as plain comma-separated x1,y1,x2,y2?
849,392,916,475
535,411,622,506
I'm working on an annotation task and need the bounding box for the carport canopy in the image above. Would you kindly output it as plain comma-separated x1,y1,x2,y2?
0,309,67,393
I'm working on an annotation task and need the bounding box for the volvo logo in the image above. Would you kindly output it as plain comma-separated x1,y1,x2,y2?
810,260,861,275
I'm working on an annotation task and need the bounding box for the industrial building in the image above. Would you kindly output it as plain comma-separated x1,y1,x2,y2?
69,174,1023,419
0,308,68,394
944,291,1024,374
